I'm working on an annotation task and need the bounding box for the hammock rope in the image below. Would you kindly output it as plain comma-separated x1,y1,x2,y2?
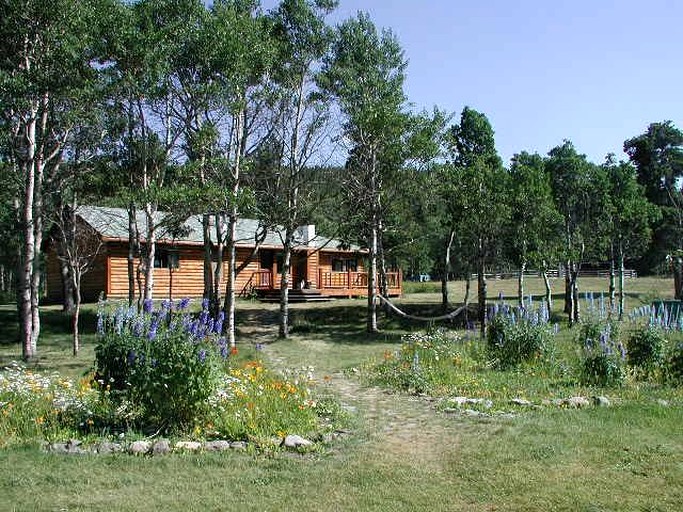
376,294,467,322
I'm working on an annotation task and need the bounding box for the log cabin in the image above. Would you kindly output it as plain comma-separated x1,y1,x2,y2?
45,206,402,303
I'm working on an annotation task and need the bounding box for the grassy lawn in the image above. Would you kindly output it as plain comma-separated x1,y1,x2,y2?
1,276,682,511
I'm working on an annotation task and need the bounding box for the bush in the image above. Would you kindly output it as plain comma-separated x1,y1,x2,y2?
364,329,463,394
0,364,98,445
626,325,667,375
486,303,553,369
665,341,683,384
94,299,225,428
577,319,626,387
208,362,321,442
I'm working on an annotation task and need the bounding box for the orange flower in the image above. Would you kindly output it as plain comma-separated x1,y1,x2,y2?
230,346,238,356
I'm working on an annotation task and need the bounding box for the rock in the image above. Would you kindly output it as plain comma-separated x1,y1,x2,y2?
510,398,533,407
152,439,171,455
229,441,248,450
462,408,488,418
129,440,151,455
97,442,123,454
657,399,670,407
551,399,566,407
592,396,611,407
283,434,313,448
204,440,231,452
48,443,69,454
447,397,493,409
566,396,590,408
175,441,202,451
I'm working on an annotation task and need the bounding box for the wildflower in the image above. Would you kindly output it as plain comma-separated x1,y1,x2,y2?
127,350,137,365
178,297,191,310
96,312,104,336
148,320,158,341
143,298,154,314
198,349,207,364
202,297,210,311
230,346,238,356
214,311,225,334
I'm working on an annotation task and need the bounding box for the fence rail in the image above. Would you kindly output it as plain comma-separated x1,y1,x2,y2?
470,269,637,280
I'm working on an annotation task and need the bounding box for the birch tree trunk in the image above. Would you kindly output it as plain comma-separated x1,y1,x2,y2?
279,232,293,338
477,240,487,338
518,260,526,307
541,260,553,309
441,229,455,311
618,244,626,320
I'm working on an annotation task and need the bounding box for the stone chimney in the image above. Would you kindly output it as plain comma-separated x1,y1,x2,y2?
296,224,316,244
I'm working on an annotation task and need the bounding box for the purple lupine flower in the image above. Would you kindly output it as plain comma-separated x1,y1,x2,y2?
161,299,172,311
255,342,264,351
201,297,210,311
178,297,191,310
133,319,144,337
198,349,207,363
214,311,225,334
618,343,626,360
127,350,136,365
143,298,154,314
189,319,200,338
148,319,158,341
96,312,104,336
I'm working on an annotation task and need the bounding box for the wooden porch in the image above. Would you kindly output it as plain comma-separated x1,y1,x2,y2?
240,269,402,300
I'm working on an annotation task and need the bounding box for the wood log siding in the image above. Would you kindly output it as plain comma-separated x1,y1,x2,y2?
45,240,401,302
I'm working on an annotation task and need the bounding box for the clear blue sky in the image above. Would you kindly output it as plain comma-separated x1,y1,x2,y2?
260,0,682,166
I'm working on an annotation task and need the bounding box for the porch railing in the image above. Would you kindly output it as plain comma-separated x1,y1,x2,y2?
318,271,401,291
239,269,273,297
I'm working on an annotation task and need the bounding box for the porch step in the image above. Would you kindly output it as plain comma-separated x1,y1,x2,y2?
255,288,334,303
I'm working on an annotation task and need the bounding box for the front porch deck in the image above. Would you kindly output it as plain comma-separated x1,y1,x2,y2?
240,270,402,300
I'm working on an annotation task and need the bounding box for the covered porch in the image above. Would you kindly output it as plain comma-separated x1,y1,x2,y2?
241,268,402,299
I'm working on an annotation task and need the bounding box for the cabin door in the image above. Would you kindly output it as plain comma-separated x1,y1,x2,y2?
294,253,308,289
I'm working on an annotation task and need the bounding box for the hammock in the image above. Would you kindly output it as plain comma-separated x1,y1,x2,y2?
376,294,467,322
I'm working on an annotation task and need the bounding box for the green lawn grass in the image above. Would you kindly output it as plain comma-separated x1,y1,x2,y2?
0,276,682,511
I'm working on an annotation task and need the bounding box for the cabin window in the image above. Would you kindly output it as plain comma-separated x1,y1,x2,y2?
154,249,180,269
332,258,357,272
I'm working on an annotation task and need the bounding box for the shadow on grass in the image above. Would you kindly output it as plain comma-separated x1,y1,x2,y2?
0,306,98,373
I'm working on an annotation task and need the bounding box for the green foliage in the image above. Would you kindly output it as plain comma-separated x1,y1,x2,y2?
486,309,553,369
0,364,98,446
577,319,626,387
626,325,667,374
94,300,224,428
364,330,464,394
208,361,321,442
665,340,683,384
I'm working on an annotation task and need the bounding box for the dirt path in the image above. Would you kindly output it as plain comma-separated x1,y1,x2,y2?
238,303,467,464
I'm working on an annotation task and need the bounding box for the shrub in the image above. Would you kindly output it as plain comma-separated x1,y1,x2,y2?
0,364,97,445
626,325,667,375
208,362,321,442
665,341,683,384
364,329,465,394
577,320,626,387
94,299,225,428
486,302,553,369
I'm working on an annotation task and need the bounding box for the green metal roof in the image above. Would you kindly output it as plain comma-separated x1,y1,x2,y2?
77,206,359,252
